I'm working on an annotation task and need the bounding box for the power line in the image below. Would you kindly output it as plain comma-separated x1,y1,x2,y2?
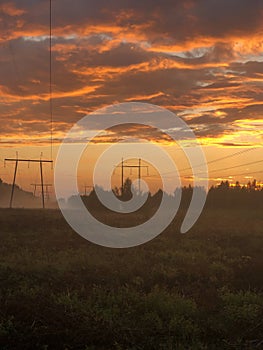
205,147,258,165
5,157,53,209
207,159,263,175
49,0,53,163
178,159,263,179
162,147,259,176
149,158,263,180
31,183,52,199
115,158,149,193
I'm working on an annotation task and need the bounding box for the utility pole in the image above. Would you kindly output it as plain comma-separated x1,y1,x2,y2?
84,185,93,196
31,184,52,199
9,159,18,209
121,158,124,195
4,158,53,209
138,158,141,193
40,160,45,209
115,158,149,194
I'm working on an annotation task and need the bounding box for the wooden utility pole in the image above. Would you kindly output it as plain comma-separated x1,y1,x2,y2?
4,158,53,209
115,158,149,194
84,185,93,196
40,161,45,208
121,158,124,195
31,184,52,199
9,159,18,209
138,158,141,193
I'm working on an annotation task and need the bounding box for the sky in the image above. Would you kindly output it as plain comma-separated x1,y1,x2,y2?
0,0,263,197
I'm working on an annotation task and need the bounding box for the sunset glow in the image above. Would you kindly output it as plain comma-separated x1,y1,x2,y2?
0,0,263,198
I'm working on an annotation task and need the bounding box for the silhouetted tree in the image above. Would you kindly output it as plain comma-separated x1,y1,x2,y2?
121,178,133,201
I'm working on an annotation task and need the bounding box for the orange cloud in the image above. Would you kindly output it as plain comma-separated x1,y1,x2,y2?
0,84,100,103
1,2,26,16
0,0,263,152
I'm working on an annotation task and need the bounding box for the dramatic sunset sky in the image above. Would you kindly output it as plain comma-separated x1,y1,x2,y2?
0,0,263,196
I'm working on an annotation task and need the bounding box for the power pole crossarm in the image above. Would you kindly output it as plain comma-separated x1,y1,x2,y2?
84,185,93,196
114,158,149,193
5,159,53,163
31,184,52,200
5,158,53,209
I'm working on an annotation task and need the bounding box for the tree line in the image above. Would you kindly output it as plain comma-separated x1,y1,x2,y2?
73,178,263,211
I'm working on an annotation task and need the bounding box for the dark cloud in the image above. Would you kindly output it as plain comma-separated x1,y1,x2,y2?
1,0,263,43
0,0,262,144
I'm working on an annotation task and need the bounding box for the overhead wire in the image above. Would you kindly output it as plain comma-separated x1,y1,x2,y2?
1,3,263,190
149,156,263,180
204,159,263,175
177,158,263,179
49,0,53,163
162,147,259,176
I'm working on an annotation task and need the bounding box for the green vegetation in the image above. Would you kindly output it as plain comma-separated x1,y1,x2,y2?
0,208,262,349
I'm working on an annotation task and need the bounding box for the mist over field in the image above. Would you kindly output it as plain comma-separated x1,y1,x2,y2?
1,0,263,348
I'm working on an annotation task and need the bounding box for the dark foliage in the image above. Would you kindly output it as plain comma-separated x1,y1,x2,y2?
0,206,262,349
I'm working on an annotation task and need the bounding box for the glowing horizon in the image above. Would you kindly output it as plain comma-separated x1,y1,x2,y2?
0,0,263,198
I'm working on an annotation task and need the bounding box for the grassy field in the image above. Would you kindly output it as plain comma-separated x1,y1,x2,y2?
0,208,263,349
